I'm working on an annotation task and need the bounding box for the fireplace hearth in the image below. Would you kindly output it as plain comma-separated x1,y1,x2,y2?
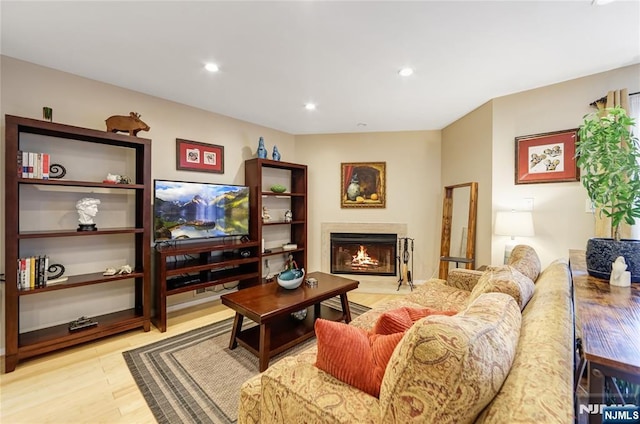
330,232,397,276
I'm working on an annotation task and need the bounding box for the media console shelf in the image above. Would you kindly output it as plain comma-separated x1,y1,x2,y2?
154,238,260,332
3,115,151,373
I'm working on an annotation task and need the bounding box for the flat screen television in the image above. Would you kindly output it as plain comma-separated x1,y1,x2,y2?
153,179,250,241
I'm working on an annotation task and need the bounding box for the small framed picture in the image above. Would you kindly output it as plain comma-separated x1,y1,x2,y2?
176,139,224,174
515,129,579,184
341,162,386,208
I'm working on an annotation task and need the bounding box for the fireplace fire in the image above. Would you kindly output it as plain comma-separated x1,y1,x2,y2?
330,233,396,276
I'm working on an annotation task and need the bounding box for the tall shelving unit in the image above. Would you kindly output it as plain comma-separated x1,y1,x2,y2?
244,158,307,280
3,115,151,373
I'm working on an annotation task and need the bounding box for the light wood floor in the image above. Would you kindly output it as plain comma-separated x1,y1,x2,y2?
0,292,400,424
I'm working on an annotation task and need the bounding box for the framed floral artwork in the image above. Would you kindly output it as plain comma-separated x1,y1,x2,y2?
341,162,386,208
176,138,224,174
515,129,579,184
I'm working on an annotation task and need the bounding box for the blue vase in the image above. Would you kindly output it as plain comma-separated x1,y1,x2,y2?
257,137,267,159
272,145,281,161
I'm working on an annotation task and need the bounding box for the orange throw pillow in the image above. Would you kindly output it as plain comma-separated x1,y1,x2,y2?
314,319,404,397
373,306,458,335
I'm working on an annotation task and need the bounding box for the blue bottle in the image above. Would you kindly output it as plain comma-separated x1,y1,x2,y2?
272,145,281,161
257,137,267,159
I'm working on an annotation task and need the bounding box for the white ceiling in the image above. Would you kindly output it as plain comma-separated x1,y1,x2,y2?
1,1,639,134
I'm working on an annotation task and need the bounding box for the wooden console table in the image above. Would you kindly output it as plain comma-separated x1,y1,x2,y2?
570,250,640,424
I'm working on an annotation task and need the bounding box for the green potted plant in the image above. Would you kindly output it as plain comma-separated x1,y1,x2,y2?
576,105,640,282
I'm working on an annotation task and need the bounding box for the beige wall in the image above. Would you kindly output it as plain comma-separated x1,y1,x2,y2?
441,102,493,268
295,131,442,282
490,64,640,267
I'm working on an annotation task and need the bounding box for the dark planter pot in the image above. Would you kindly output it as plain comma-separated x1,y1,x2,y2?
585,238,640,283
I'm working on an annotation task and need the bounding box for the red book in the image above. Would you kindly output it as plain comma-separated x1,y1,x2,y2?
42,153,50,179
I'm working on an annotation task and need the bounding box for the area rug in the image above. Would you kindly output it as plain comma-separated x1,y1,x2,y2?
123,298,370,424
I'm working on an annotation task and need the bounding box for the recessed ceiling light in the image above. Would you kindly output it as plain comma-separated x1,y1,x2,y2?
357,123,367,127
205,63,219,72
304,103,316,111
398,67,414,77
591,0,617,5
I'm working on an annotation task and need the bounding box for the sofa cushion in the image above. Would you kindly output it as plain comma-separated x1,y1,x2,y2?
379,293,521,423
314,319,405,397
405,280,471,311
507,244,541,282
468,265,535,311
373,306,457,335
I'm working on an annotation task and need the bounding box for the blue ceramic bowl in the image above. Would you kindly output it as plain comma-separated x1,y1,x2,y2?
277,268,305,289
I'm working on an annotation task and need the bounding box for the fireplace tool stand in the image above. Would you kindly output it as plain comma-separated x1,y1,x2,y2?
397,237,415,291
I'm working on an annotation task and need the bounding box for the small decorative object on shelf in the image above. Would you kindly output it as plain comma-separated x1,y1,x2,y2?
68,316,98,332
104,265,132,276
272,145,281,161
305,277,318,288
103,173,132,184
240,250,251,258
76,197,100,231
262,206,271,223
47,263,65,280
282,243,297,251
610,256,631,287
105,112,150,136
49,163,66,179
284,253,298,270
42,106,53,122
270,184,286,193
291,308,307,320
284,209,292,223
257,136,267,159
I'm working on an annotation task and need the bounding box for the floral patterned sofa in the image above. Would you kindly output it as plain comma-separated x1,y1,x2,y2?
238,245,574,423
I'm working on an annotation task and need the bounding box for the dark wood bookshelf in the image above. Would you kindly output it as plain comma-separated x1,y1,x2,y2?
245,158,308,282
4,115,152,373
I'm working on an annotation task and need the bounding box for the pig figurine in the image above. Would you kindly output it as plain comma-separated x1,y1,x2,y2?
105,112,150,136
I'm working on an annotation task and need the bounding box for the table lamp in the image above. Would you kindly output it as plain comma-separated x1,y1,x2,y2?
495,210,535,263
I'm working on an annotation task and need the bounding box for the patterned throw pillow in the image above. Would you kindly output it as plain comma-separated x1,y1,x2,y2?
314,319,404,397
468,265,535,310
507,244,541,282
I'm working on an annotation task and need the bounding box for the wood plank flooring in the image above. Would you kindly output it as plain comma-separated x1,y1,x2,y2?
0,292,400,423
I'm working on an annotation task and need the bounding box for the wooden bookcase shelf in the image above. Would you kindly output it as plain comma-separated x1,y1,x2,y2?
3,115,152,373
154,238,260,332
244,158,308,281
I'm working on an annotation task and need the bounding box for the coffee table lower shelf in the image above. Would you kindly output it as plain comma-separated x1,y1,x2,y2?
235,305,344,360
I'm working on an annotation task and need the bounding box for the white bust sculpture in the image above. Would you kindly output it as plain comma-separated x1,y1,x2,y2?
76,197,101,225
610,256,631,287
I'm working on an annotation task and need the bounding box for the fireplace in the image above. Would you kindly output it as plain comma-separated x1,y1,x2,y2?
330,233,397,276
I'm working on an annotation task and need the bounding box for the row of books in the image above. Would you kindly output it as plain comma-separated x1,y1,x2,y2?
17,256,50,290
17,150,50,179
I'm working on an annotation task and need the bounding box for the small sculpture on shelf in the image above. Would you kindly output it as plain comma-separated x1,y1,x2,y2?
257,136,268,159
104,173,132,184
103,265,133,276
105,112,150,136
610,256,631,287
284,253,298,271
76,197,100,231
272,145,281,161
284,209,292,223
262,206,271,223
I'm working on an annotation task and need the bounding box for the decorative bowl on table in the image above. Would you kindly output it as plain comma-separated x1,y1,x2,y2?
277,268,305,289
270,184,287,193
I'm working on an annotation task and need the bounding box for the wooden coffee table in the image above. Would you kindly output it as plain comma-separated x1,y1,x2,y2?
221,271,359,371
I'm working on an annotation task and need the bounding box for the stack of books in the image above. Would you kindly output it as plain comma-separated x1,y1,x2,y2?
17,256,49,289
17,150,50,179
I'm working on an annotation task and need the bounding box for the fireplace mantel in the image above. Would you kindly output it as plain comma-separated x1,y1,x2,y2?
321,222,407,282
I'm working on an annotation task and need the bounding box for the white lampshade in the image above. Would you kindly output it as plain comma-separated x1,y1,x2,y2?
495,211,535,238
495,211,535,263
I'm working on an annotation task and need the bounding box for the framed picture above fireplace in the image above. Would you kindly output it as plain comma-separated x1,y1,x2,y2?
341,162,386,208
